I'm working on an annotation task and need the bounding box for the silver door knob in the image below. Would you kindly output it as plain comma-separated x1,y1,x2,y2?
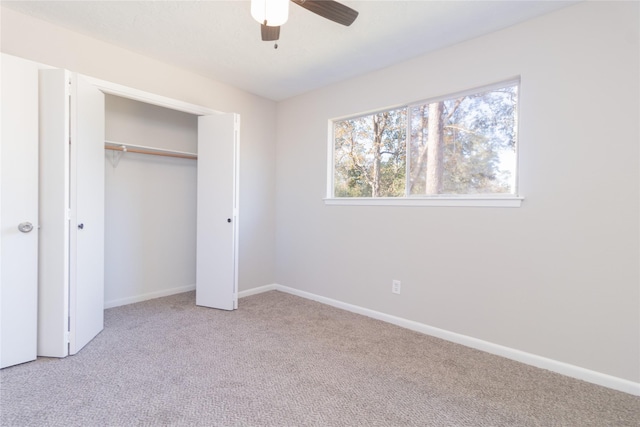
18,222,33,233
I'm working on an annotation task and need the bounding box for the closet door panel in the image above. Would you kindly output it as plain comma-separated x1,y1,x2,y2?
38,69,71,358
196,113,239,310
69,75,105,354
0,55,39,367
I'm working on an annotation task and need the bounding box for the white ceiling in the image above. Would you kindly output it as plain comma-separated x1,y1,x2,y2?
2,1,577,101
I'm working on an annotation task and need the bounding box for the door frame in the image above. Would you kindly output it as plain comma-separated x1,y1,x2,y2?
82,77,221,116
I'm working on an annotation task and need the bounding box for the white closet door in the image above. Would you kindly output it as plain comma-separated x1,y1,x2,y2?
69,75,105,354
38,69,71,358
196,114,239,310
39,70,105,357
0,55,39,368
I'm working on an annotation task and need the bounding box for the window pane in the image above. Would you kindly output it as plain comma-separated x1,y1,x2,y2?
409,84,518,195
334,109,407,197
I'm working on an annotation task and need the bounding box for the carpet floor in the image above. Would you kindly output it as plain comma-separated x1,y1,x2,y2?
1,290,638,426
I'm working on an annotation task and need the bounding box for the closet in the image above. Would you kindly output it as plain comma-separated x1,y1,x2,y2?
37,70,239,359
104,95,198,308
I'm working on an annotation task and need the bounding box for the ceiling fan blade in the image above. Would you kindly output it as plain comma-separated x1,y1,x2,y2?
292,0,358,26
261,24,280,41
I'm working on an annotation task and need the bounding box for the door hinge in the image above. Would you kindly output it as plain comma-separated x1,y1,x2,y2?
66,208,72,221
64,331,70,344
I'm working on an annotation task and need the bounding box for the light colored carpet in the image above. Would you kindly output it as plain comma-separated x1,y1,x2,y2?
1,290,638,426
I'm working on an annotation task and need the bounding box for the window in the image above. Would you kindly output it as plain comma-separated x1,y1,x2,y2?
328,80,521,206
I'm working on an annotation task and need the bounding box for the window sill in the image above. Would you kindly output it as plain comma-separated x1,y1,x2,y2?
323,196,523,207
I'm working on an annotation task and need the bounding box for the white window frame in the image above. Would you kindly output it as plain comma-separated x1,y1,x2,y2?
325,79,523,207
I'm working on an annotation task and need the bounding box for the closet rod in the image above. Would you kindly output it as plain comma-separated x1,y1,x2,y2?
104,141,197,160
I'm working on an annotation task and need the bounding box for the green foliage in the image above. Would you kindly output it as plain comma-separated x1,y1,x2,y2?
334,109,406,197
333,84,518,197
409,85,518,195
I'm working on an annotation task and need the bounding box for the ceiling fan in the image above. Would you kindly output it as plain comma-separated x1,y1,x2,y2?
251,0,359,42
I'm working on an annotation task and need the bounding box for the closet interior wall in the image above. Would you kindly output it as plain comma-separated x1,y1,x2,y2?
104,95,198,308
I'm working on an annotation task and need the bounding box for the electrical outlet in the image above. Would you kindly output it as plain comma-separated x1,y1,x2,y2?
392,280,401,294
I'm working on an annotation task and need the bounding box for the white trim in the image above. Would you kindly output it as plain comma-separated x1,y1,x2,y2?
104,284,196,309
240,283,639,396
408,77,521,109
238,284,277,299
233,115,241,310
326,121,335,199
324,196,523,207
81,75,221,116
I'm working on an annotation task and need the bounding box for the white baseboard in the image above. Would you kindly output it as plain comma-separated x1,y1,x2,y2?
238,284,277,299
104,284,196,309
241,283,640,396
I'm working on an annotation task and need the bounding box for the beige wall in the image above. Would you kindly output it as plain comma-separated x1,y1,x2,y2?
275,1,639,382
1,6,278,293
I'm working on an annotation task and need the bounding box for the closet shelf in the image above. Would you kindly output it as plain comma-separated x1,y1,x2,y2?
104,140,197,160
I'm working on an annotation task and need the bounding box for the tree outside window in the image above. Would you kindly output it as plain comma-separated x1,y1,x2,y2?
332,82,519,198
